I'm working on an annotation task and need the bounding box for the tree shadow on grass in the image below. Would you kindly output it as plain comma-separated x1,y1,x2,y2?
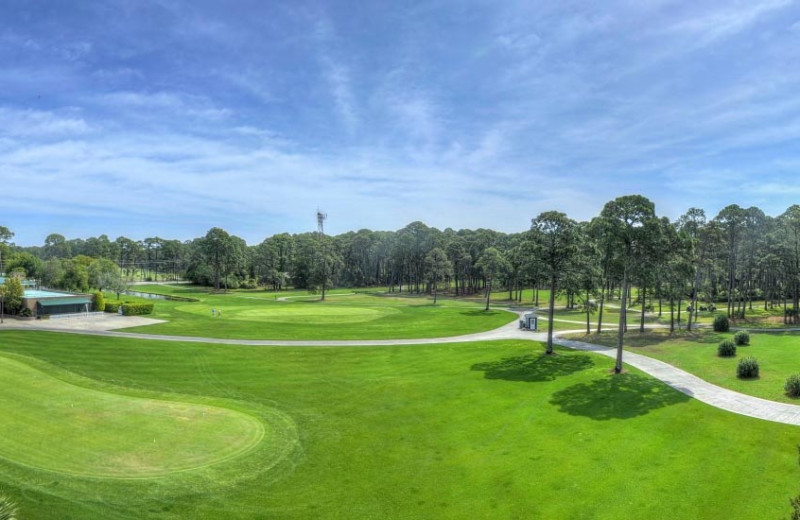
573,330,722,349
549,373,690,420
471,354,594,382
460,310,501,316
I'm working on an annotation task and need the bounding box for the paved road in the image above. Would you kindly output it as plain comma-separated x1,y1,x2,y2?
3,311,800,425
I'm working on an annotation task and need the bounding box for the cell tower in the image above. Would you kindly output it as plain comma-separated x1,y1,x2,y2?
317,209,327,237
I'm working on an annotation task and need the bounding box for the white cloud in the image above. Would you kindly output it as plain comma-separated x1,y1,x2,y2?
320,56,358,133
665,0,793,45
313,18,359,134
99,91,232,120
0,108,90,137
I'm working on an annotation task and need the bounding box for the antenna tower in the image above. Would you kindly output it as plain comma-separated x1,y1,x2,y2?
317,209,327,237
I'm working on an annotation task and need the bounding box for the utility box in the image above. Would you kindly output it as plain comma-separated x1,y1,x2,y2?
523,313,538,331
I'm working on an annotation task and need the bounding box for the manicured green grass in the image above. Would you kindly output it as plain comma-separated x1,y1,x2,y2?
114,286,514,339
0,331,798,519
0,355,267,478
548,304,662,331
575,329,800,403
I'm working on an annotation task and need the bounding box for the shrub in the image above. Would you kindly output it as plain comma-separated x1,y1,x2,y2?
785,375,800,398
713,314,730,332
19,308,32,317
718,339,737,357
737,356,759,379
104,301,122,313
121,303,154,316
93,291,105,313
734,330,750,346
240,278,258,290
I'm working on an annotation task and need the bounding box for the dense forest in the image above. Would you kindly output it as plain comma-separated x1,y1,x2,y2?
3,195,800,323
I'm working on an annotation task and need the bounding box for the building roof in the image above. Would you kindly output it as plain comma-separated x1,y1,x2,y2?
0,276,36,286
37,297,92,307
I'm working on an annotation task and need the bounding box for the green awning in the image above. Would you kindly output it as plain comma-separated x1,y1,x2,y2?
37,297,92,307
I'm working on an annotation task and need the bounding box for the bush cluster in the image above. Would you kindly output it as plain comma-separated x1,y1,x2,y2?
717,339,737,357
737,357,759,379
104,302,122,313
240,278,258,289
733,330,750,346
713,314,730,332
785,375,800,398
121,303,154,316
93,291,105,313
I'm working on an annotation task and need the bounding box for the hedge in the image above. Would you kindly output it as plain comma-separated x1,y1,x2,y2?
121,303,154,316
104,302,123,313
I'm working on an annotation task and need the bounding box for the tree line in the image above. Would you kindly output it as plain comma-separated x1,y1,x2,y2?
3,195,800,330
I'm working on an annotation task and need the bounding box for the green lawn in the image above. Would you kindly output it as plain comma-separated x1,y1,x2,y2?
113,285,514,339
0,331,798,519
546,304,663,331
574,329,800,404
0,355,269,478
118,285,668,337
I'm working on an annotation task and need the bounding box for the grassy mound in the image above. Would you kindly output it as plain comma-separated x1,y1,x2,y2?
0,356,266,478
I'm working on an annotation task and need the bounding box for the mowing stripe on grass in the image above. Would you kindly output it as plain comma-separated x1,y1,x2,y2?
0,355,266,478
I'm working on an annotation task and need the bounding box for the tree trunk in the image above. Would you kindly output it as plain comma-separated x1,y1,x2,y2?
615,267,628,374
546,274,557,354
585,289,591,335
669,296,674,333
597,284,605,334
639,286,646,333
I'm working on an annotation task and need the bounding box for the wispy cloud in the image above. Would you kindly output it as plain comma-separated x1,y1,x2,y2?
97,91,232,120
665,0,793,45
313,17,359,134
0,108,90,137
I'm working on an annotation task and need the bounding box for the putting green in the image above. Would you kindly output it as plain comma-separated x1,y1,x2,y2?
177,303,398,324
0,356,265,478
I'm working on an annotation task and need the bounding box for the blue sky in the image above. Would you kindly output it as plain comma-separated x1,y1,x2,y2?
3,0,800,246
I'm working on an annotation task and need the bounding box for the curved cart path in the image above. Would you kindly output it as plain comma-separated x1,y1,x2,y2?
0,310,530,346
4,312,800,425
554,337,800,426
